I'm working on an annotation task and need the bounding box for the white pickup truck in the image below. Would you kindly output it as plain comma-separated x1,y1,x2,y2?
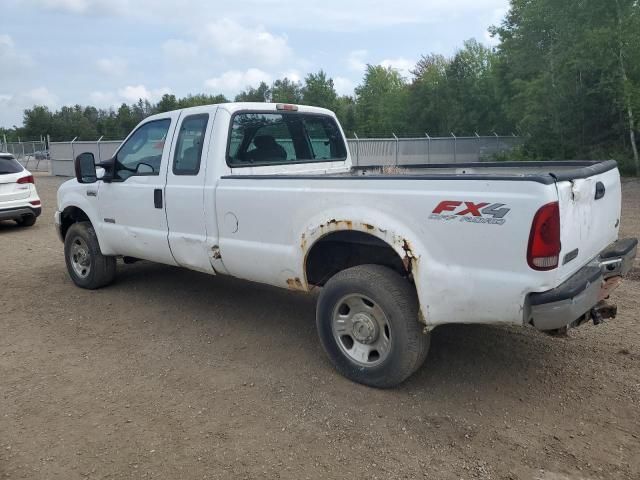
55,102,638,387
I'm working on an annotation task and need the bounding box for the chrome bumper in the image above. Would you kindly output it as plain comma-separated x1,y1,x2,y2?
528,238,638,331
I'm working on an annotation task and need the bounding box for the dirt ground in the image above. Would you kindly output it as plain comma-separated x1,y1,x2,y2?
1,174,639,480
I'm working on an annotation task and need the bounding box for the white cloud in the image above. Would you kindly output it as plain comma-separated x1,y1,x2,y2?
333,77,355,96
0,87,58,128
200,18,291,66
0,33,33,68
27,0,510,31
95,56,127,76
118,85,171,103
380,57,415,77
32,0,128,15
162,39,200,63
26,87,59,106
347,49,368,72
89,85,171,108
204,68,272,94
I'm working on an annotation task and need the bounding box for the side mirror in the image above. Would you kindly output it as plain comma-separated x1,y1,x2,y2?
74,152,97,184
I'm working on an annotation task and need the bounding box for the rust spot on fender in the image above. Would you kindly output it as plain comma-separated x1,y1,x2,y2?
363,223,375,231
286,277,305,291
399,238,417,274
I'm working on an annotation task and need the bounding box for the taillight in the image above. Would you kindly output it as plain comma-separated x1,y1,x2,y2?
527,201,561,270
17,175,35,184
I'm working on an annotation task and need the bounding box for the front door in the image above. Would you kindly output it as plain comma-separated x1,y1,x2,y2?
97,113,180,264
164,107,217,273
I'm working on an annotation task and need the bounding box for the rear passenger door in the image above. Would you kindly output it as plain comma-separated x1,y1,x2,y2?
165,107,217,273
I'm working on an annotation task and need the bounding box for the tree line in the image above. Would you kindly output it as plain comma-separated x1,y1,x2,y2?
2,0,638,174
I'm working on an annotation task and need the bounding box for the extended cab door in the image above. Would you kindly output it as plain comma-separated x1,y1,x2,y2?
97,113,180,264
164,107,217,273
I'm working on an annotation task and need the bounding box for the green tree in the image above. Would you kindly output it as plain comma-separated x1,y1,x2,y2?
235,82,271,102
302,70,338,110
494,0,640,170
354,65,408,136
271,77,303,104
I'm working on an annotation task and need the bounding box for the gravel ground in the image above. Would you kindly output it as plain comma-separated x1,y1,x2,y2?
1,174,639,480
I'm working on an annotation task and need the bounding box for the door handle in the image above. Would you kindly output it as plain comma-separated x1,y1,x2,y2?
154,189,163,209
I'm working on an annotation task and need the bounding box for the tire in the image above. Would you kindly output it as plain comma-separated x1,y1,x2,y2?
64,222,116,289
316,265,430,388
16,215,36,227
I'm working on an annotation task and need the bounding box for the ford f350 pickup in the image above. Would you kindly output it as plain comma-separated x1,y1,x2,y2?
55,102,638,387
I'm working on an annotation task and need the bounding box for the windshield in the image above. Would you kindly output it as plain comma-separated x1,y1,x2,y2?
227,112,347,167
0,156,23,174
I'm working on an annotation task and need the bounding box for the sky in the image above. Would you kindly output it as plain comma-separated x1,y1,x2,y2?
0,0,510,128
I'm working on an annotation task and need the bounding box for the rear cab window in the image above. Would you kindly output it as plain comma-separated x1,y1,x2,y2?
0,155,23,174
227,112,347,167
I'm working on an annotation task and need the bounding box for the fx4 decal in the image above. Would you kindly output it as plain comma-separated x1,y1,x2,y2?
429,201,511,225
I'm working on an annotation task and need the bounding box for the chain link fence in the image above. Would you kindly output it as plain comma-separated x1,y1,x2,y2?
346,135,522,166
48,138,121,176
40,133,522,176
0,139,49,172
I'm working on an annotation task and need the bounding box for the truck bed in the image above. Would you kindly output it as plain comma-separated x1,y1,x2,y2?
225,160,618,185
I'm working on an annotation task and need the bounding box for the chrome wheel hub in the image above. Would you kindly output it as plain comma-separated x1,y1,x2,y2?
351,313,378,344
70,237,91,279
332,294,392,366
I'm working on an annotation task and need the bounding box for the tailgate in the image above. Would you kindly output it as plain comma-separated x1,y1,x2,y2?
0,172,31,202
555,167,621,282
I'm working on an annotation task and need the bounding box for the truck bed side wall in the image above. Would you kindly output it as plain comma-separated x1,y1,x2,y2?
215,177,558,327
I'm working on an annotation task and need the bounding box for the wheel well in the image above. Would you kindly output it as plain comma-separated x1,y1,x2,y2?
305,231,408,287
60,206,90,239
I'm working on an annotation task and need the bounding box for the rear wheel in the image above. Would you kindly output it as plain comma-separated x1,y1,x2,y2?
15,214,36,227
64,222,116,289
316,265,430,388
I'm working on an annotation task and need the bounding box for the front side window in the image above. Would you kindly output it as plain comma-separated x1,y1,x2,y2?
173,114,209,175
227,112,347,167
114,119,171,181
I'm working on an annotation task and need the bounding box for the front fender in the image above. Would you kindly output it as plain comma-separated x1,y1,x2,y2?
57,182,112,255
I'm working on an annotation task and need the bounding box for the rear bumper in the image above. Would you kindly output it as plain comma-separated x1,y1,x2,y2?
527,238,638,331
0,205,42,221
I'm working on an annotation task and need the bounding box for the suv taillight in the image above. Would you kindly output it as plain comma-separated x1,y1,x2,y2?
527,201,561,270
17,175,35,184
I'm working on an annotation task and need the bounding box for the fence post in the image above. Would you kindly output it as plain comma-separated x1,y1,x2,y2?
450,132,457,163
2,134,6,151
353,132,360,166
475,132,481,161
46,135,52,175
97,135,104,162
392,133,399,166
70,136,78,175
425,133,431,164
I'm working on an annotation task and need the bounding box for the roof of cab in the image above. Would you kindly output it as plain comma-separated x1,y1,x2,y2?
144,102,335,122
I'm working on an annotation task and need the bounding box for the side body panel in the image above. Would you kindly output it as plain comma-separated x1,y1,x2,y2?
215,177,558,327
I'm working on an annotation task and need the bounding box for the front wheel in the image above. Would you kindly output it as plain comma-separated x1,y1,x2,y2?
316,265,430,388
64,222,116,289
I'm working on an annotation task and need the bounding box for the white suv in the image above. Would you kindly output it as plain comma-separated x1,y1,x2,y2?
0,153,41,226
